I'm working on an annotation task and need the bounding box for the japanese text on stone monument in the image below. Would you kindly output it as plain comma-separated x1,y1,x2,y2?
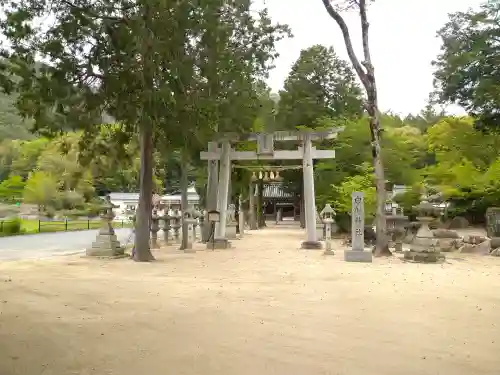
351,192,364,251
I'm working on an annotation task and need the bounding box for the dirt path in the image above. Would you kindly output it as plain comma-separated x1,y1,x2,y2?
1,227,499,375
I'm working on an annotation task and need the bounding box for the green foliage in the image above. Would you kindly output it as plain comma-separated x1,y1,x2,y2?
393,187,421,215
0,92,33,140
433,1,500,129
278,45,363,130
329,163,377,221
0,217,22,235
0,175,25,203
23,171,59,212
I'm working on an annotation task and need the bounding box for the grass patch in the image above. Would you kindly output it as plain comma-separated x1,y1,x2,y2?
0,219,132,237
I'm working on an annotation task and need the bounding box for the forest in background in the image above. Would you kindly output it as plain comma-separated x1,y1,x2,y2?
0,1,499,229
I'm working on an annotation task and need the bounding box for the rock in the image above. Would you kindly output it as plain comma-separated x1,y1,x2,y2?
448,216,469,229
475,239,491,255
491,248,500,257
468,235,487,244
437,238,457,252
404,251,445,263
458,244,476,253
490,237,500,248
458,240,491,255
433,229,460,239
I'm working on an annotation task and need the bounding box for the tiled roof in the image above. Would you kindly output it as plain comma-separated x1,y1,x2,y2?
263,183,293,199
109,192,139,201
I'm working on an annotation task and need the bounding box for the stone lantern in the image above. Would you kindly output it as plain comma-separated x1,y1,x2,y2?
192,208,202,241
161,210,171,244
386,207,409,252
150,207,160,249
171,209,182,242
320,203,336,255
182,210,197,253
86,195,124,257
404,201,445,263
198,209,206,242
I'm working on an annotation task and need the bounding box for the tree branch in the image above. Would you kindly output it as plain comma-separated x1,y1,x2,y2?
321,0,370,89
359,0,372,66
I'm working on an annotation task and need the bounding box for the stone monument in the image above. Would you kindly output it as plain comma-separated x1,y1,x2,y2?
404,201,445,263
345,192,372,262
86,195,124,257
486,207,500,248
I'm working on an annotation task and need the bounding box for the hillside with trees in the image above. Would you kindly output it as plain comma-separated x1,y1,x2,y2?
0,0,498,257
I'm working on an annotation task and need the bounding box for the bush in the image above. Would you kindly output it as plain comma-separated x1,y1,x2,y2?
0,218,22,234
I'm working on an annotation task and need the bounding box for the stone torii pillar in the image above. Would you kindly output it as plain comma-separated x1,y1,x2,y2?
215,140,231,246
301,132,320,249
203,141,219,242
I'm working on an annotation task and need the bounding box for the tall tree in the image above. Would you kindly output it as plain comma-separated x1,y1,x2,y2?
278,44,363,129
432,0,500,130
321,0,390,256
0,0,174,261
148,2,288,249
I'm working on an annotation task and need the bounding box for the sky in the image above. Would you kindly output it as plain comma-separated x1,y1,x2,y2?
256,0,483,116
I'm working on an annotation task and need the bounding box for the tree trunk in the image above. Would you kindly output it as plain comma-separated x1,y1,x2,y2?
322,0,390,256
179,149,189,250
369,113,391,256
133,123,155,261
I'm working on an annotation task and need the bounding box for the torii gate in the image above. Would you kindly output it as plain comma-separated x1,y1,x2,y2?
200,128,343,249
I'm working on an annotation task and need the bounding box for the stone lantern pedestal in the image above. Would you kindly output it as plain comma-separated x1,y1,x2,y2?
87,195,124,257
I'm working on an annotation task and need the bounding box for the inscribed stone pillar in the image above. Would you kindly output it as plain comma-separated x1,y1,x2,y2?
345,192,372,262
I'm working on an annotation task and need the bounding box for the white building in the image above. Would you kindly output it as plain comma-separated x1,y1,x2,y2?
108,186,200,219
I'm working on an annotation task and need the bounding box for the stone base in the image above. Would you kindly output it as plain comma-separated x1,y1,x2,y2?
86,233,124,257
301,240,322,249
206,238,232,250
183,247,196,254
344,250,373,263
226,224,238,240
404,251,445,263
323,249,335,256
